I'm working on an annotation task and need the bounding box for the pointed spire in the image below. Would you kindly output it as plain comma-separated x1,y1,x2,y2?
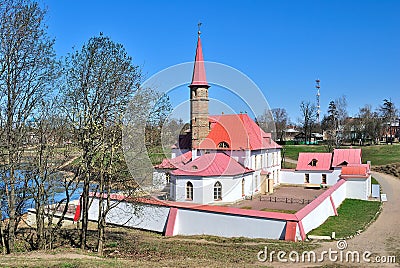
190,24,208,87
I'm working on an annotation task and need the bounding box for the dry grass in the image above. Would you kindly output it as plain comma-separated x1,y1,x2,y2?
0,227,321,267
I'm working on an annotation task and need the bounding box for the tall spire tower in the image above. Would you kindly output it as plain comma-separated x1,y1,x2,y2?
190,23,210,149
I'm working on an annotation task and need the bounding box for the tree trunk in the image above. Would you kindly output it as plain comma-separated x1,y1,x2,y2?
80,175,90,250
7,165,16,253
0,221,6,254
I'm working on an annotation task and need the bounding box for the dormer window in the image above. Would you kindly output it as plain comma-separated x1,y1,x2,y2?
309,159,318,167
192,165,198,170
218,141,229,148
338,161,348,166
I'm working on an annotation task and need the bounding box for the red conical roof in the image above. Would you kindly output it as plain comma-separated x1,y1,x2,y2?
190,35,208,87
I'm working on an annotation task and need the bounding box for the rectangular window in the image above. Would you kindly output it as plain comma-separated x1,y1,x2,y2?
305,174,310,183
322,174,327,184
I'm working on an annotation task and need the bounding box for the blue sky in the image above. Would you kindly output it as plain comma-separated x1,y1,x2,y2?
44,0,400,123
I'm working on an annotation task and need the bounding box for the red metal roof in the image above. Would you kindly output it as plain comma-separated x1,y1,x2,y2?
155,151,192,169
296,153,332,171
171,152,254,177
340,164,370,178
198,114,281,150
190,36,208,87
332,149,362,167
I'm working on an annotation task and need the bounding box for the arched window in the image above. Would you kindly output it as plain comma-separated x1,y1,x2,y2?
214,181,222,200
218,141,230,148
186,181,193,200
241,178,245,196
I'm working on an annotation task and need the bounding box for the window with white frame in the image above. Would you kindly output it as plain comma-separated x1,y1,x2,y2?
186,181,193,200
214,181,222,200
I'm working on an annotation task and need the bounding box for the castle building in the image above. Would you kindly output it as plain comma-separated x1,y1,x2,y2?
154,31,282,204
83,29,374,242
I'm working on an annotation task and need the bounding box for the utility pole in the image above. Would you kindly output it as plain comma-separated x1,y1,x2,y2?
315,79,321,124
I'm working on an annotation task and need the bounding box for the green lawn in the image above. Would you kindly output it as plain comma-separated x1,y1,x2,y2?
283,144,400,166
283,145,327,160
147,146,170,165
282,161,297,169
308,199,381,238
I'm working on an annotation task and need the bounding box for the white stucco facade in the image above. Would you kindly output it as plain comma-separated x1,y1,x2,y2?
280,169,341,186
345,176,371,200
88,198,170,233
170,173,254,204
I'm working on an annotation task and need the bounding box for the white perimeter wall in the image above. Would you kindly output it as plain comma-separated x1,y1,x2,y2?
175,209,287,239
280,169,341,186
87,198,287,240
346,177,371,200
300,180,347,236
153,170,167,191
86,176,369,241
88,198,170,233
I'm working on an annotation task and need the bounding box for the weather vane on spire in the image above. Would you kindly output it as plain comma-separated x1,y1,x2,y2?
198,22,202,36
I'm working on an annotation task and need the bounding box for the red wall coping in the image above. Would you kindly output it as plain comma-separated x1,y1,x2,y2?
165,207,178,236
340,175,370,179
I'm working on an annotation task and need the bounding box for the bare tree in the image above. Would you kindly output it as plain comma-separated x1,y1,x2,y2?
0,0,58,253
21,99,80,251
299,101,316,144
335,96,348,128
145,93,172,147
271,108,288,141
357,105,382,145
61,34,142,253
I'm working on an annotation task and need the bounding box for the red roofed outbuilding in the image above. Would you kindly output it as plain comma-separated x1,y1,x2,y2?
296,153,332,171
332,148,362,167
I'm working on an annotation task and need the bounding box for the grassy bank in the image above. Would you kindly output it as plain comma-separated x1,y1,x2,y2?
308,199,381,238
1,227,320,267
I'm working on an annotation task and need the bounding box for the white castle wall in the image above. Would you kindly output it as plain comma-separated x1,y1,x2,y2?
280,169,341,186
86,176,370,242
175,209,287,239
297,180,347,238
345,176,371,200
88,198,170,233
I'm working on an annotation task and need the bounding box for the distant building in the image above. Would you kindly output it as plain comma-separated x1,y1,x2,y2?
283,128,300,141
